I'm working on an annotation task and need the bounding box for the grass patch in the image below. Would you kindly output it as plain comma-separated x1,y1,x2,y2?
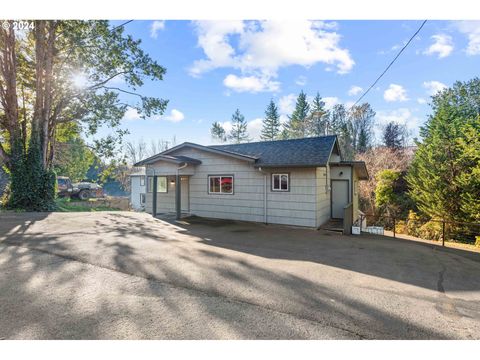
55,198,119,212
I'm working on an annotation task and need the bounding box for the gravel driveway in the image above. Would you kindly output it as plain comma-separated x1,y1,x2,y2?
1,211,479,339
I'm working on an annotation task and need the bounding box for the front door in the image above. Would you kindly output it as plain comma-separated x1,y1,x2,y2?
331,180,349,219
180,176,189,212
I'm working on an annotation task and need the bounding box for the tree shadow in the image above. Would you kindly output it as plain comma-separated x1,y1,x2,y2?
0,212,478,339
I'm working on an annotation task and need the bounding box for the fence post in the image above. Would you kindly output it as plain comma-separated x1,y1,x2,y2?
442,220,445,247
393,217,396,238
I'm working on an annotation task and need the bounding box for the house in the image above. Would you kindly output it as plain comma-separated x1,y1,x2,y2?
129,168,146,211
134,136,368,228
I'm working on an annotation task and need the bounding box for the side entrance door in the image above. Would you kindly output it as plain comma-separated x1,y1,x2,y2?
331,180,349,219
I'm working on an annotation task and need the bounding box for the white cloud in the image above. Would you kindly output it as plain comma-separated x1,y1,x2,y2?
383,84,408,102
375,108,420,141
417,98,427,104
295,76,307,86
347,85,363,96
452,21,480,55
223,74,280,93
423,80,447,95
124,107,184,123
424,34,454,58
278,94,297,115
190,20,354,92
377,108,418,127
217,117,265,141
123,108,141,121
162,109,185,122
247,118,263,140
323,97,340,110
150,21,165,39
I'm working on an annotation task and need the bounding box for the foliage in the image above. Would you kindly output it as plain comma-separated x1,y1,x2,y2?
228,109,250,143
260,99,281,141
406,78,480,223
383,121,406,149
124,136,176,165
329,103,375,159
0,20,168,210
356,147,413,214
54,123,96,181
7,134,57,211
284,91,310,138
210,121,227,142
375,170,400,214
308,93,329,136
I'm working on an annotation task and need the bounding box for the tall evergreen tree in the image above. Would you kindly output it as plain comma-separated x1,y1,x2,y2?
406,78,480,223
308,92,329,136
229,109,250,144
382,122,405,149
210,122,227,142
285,91,310,138
329,104,354,160
260,99,281,141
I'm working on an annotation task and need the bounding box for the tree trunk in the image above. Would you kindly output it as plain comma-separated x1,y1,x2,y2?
0,21,20,168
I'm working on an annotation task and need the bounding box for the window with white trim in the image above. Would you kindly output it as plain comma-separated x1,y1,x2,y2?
208,175,233,194
272,173,289,191
147,176,167,193
140,176,145,186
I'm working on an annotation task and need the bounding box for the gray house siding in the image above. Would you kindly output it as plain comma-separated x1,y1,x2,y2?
265,167,317,227
315,166,331,227
144,147,322,227
175,147,266,223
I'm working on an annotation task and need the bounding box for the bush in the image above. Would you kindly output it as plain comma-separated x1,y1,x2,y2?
6,136,57,211
418,221,443,241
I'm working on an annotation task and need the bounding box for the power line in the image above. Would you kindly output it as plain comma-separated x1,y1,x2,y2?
350,20,427,109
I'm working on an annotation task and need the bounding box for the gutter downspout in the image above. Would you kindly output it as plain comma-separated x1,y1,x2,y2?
257,167,268,224
176,163,188,220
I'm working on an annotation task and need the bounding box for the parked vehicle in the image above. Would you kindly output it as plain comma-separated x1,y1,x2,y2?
56,176,104,200
57,176,73,197
72,181,104,200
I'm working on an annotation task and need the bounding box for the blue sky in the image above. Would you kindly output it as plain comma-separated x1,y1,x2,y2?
94,20,480,148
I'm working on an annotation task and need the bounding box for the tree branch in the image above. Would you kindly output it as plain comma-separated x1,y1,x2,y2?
101,86,143,99
87,71,128,90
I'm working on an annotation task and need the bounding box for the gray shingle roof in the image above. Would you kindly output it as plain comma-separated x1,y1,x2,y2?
209,136,339,167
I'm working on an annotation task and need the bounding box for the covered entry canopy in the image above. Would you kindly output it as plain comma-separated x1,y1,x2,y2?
135,154,202,166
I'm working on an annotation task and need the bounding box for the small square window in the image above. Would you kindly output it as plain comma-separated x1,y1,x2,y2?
272,173,289,191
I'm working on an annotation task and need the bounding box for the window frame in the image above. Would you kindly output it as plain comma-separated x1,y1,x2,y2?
140,193,146,204
140,176,145,186
271,173,290,192
147,176,168,193
208,175,234,195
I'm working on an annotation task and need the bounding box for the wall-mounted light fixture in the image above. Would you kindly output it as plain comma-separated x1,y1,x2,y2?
170,178,175,185
339,171,343,176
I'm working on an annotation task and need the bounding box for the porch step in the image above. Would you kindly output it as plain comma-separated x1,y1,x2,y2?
319,219,344,232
